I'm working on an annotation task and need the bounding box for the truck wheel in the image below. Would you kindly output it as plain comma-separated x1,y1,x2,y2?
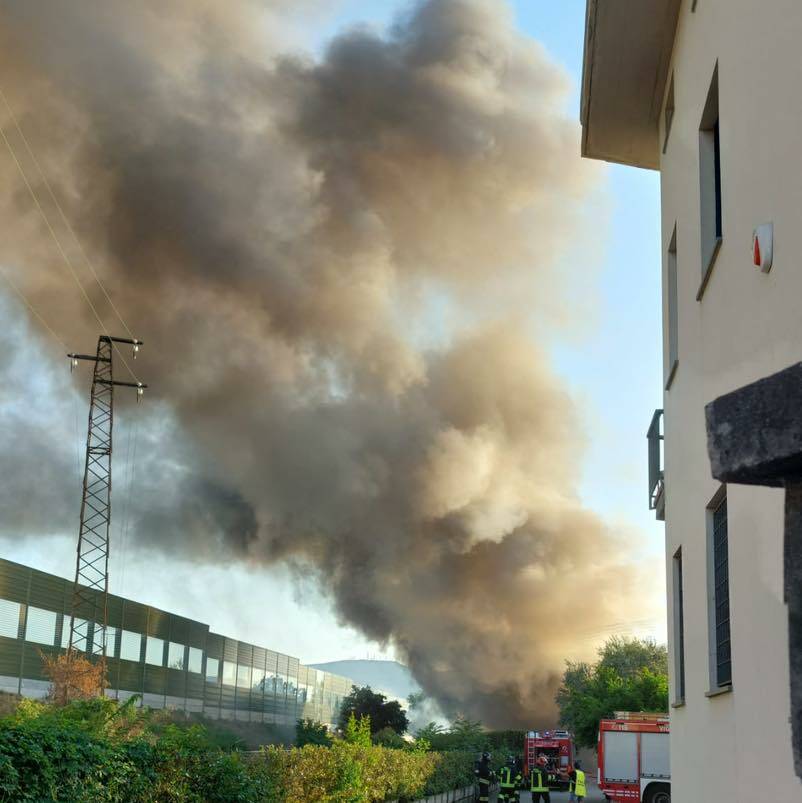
643,783,670,803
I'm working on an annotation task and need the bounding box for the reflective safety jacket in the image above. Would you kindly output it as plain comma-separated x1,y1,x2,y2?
570,769,586,796
498,766,521,789
529,767,548,793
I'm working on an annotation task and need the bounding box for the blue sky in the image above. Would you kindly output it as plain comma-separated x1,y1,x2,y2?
3,0,666,664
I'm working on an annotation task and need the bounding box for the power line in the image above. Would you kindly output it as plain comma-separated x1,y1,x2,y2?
0,87,141,384
0,87,136,343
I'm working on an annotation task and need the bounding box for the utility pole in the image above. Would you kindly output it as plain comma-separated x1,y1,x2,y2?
67,335,146,658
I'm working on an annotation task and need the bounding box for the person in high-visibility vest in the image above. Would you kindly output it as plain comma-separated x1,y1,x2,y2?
568,760,587,803
529,755,551,803
497,756,521,803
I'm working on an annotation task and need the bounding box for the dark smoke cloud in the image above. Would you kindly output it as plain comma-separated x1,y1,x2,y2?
0,0,656,726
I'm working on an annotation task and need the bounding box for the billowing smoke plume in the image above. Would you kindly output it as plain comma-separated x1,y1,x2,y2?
0,0,653,726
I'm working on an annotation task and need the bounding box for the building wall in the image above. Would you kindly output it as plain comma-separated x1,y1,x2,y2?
0,558,353,730
658,1,802,799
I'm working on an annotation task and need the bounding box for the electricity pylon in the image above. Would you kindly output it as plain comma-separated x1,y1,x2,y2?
66,335,146,657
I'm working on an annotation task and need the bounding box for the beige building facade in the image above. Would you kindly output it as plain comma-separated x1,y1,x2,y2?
583,1,802,800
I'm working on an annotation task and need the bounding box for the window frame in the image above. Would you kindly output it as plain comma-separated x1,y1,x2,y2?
672,547,686,706
697,63,722,300
119,629,143,663
24,606,58,647
145,635,165,667
205,656,220,684
665,224,679,389
663,72,675,153
706,486,733,694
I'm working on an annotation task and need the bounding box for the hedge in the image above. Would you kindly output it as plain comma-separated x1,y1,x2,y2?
0,699,478,802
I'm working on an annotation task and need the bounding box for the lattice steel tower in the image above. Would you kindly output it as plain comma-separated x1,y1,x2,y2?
67,335,146,656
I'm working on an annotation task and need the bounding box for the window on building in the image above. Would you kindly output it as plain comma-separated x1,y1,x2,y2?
222,661,237,686
699,64,722,288
60,618,88,652
0,600,20,639
707,489,732,689
188,647,203,674
119,630,142,662
673,547,686,704
237,663,252,690
663,73,675,153
145,636,165,666
205,656,220,683
168,642,186,670
666,225,678,387
252,667,266,693
92,624,118,656
24,607,57,646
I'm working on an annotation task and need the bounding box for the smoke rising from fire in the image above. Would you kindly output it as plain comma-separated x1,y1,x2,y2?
0,0,655,726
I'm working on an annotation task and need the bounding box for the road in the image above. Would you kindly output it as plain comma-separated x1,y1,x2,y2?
494,786,605,803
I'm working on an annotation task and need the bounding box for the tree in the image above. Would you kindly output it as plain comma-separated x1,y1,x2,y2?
413,722,444,743
337,686,409,735
296,718,332,747
556,637,669,748
344,711,372,746
372,726,406,749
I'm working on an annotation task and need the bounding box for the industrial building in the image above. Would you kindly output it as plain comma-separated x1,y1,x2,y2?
582,0,802,799
0,557,353,729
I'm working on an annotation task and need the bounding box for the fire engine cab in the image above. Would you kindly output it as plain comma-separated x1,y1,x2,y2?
524,730,575,791
597,713,670,803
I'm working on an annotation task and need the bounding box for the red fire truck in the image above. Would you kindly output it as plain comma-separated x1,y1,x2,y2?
597,713,670,803
524,730,576,791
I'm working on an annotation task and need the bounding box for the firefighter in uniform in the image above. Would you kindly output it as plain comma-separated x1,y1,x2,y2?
568,760,587,803
497,756,522,803
529,755,551,803
474,751,494,803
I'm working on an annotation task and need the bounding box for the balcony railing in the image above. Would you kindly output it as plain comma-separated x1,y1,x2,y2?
647,408,665,521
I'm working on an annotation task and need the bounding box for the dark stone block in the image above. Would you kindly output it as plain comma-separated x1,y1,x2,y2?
786,482,802,780
705,361,802,487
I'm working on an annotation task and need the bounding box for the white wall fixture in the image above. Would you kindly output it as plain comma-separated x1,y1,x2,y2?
752,222,774,273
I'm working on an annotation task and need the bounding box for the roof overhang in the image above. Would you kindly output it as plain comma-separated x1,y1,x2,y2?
581,0,681,170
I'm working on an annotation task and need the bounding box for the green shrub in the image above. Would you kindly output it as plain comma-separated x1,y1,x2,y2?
296,718,333,747
0,698,480,802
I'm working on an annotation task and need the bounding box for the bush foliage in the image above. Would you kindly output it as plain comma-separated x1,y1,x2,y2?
0,697,477,801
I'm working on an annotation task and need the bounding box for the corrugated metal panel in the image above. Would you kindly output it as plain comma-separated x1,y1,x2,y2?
106,594,125,629
223,638,238,663
121,600,148,634
641,732,670,778
205,633,224,659
0,559,360,720
118,661,144,694
0,637,21,677
144,666,167,695
186,674,204,700
166,668,187,697
237,642,253,665
0,562,30,603
147,609,170,640
603,732,638,783
27,572,66,612
168,616,192,644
